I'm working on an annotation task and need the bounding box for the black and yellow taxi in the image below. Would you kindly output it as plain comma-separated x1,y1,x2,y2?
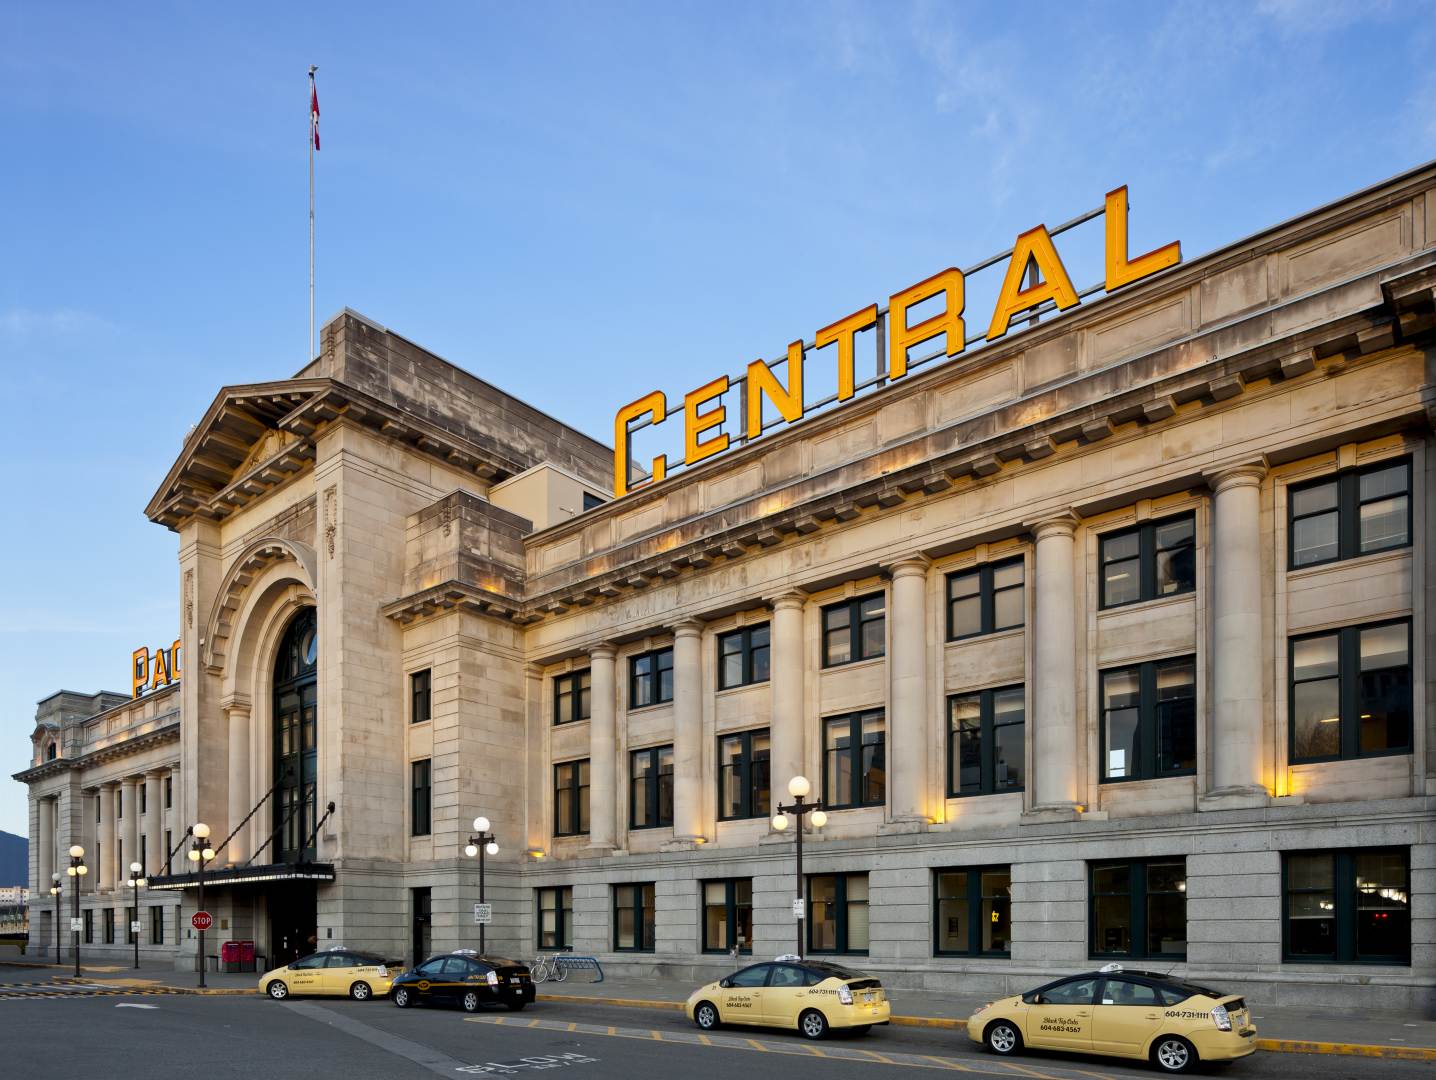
389,950,534,1012
259,947,397,1000
967,964,1257,1073
686,958,890,1039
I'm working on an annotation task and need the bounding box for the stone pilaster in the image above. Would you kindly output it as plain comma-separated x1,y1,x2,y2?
768,591,807,803
1027,514,1082,819
587,644,617,851
36,796,54,893
224,699,252,863
670,619,706,843
144,771,165,876
887,557,932,826
120,777,140,881
98,782,118,892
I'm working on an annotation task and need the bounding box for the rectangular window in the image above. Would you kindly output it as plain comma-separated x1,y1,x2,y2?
702,878,753,954
1100,656,1196,781
103,908,115,945
582,491,605,512
947,557,1025,640
717,729,770,820
808,873,869,954
410,759,432,837
1290,619,1411,763
948,686,1025,797
717,624,771,689
141,836,148,875
1100,513,1196,609
165,776,172,809
1283,848,1410,964
140,785,147,815
553,760,591,837
150,905,164,945
536,886,573,950
823,710,886,809
629,648,674,708
614,883,656,951
822,594,885,667
410,669,432,724
629,745,675,829
1090,858,1187,960
164,830,173,874
125,905,137,945
553,670,592,725
83,908,93,944
1289,457,1410,569
934,868,1012,956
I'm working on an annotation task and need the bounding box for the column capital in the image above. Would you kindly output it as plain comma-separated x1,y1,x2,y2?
1026,510,1081,541
883,554,932,579
766,588,808,611
672,617,706,637
145,767,169,779
1204,459,1268,494
588,642,617,661
100,779,121,791
524,662,546,678
219,693,252,715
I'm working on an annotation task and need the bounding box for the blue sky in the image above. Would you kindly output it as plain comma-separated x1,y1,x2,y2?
2,0,1433,836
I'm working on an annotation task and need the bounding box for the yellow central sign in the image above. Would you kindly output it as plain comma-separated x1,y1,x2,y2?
612,185,1180,497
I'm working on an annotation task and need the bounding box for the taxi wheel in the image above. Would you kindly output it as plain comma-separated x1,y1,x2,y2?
799,1009,830,1041
984,1020,1022,1056
1152,1035,1198,1074
693,1001,720,1031
462,990,482,1013
349,982,371,1001
393,987,414,1008
266,980,289,1001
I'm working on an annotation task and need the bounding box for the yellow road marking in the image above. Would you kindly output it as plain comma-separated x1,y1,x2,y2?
566,1022,577,1032
697,1034,712,1046
745,1038,769,1052
650,1030,663,1041
922,1055,974,1072
994,1063,1066,1080
857,1049,897,1064
606,1026,616,1036
527,1019,541,1028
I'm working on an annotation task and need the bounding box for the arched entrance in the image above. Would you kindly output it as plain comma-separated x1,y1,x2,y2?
269,608,318,964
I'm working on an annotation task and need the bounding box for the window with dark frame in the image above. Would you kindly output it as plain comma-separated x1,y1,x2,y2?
822,594,885,667
582,491,605,512
1283,848,1410,964
164,829,173,874
629,745,674,829
613,883,656,951
934,867,1012,956
83,908,93,944
717,728,770,820
808,873,869,954
410,669,432,725
553,760,590,837
140,785,147,814
629,648,674,708
1089,858,1188,960
948,686,1025,797
554,670,592,725
1100,657,1196,782
125,905,136,945
536,886,573,949
150,904,164,945
164,775,172,809
1099,513,1196,609
1289,457,1411,569
102,908,114,944
717,624,770,689
823,710,886,809
702,878,753,954
947,558,1025,640
1290,619,1412,763
410,759,432,837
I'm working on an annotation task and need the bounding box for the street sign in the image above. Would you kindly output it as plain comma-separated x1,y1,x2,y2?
130,921,142,933
70,917,83,932
791,899,805,918
473,903,493,925
191,910,213,932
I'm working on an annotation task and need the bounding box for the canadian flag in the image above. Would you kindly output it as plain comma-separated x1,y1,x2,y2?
310,75,320,151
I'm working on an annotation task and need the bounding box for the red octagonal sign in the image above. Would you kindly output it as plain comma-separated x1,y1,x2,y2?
191,910,213,932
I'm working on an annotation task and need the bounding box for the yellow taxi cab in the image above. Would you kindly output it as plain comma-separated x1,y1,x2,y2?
967,964,1257,1074
260,947,398,1001
686,957,890,1040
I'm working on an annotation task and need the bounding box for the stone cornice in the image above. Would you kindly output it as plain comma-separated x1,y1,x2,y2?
12,719,181,785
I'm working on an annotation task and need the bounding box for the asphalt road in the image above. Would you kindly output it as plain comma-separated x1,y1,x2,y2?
1,992,1428,1079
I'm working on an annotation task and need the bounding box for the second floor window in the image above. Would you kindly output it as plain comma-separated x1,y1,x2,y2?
410,669,432,724
629,648,673,708
410,759,431,836
948,686,1025,797
553,760,590,837
629,745,674,829
822,595,885,666
536,886,573,949
718,729,770,820
718,624,770,689
165,776,172,808
947,557,1024,640
1290,619,1411,763
823,710,886,809
1289,457,1410,569
1100,657,1196,781
1100,513,1196,608
554,670,591,725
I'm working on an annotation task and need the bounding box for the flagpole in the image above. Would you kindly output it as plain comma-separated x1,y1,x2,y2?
308,65,317,365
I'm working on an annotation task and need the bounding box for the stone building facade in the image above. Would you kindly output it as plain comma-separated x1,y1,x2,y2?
16,163,1436,1010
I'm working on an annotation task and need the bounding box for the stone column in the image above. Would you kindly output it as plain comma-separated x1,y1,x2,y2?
144,772,165,876
226,702,252,863
671,619,705,842
768,591,807,801
1030,514,1081,816
587,644,617,851
37,796,55,892
888,557,932,824
98,782,117,891
1202,463,1270,809
120,778,140,881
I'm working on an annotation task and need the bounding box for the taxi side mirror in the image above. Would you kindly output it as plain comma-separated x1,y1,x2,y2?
1026,993,1043,1005
718,978,733,989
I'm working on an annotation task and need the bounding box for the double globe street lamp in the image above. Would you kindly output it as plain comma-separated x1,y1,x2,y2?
48,874,62,964
65,845,87,977
124,861,148,970
464,816,499,955
771,776,826,960
187,823,215,987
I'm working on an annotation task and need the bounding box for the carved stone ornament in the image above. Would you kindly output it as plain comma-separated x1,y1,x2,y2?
323,485,337,558
183,568,195,628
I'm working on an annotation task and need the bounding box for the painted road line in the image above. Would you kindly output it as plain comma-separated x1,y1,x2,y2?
1254,1039,1436,1062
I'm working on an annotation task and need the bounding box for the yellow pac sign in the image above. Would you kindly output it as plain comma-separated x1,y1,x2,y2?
132,640,182,697
613,185,1180,497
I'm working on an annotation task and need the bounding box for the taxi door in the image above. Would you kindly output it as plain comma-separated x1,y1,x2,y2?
719,963,771,1025
762,964,809,1028
1092,977,1164,1054
287,954,326,994
320,954,358,996
1024,976,1097,1052
410,958,447,1004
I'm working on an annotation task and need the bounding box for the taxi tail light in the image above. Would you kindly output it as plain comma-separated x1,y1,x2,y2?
1211,1004,1232,1031
837,985,854,1006
486,971,500,988
377,966,389,978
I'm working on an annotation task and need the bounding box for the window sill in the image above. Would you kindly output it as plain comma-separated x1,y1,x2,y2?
1285,544,1412,578
552,719,590,729
626,701,674,716
947,788,1025,800
820,655,886,673
946,625,1025,646
823,802,885,813
1097,590,1195,617
715,680,769,698
934,951,1012,960
1289,748,1412,767
1099,771,1196,786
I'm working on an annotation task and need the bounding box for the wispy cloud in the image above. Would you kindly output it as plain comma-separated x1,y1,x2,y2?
0,307,117,340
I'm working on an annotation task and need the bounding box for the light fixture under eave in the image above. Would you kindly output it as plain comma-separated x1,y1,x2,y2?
526,848,546,859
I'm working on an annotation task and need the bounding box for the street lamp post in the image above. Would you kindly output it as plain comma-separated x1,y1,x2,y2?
463,816,499,956
771,776,827,960
124,861,148,970
48,875,61,964
65,845,87,978
187,824,214,988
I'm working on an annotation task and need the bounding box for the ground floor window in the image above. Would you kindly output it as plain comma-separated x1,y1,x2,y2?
125,905,136,945
614,883,656,951
537,887,573,950
83,908,93,944
808,873,869,954
1090,858,1187,960
150,905,164,945
934,867,1011,956
102,907,115,944
1283,848,1410,963
702,879,752,954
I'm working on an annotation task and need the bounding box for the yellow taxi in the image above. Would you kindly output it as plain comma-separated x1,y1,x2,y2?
967,964,1256,1074
686,957,890,1039
260,947,398,1001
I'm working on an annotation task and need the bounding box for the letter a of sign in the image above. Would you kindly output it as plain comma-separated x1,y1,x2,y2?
986,226,1080,341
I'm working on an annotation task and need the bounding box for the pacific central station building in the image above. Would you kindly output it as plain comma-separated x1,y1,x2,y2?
17,164,1436,1011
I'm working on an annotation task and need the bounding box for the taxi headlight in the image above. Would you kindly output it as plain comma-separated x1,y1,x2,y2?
1211,1005,1232,1031
486,971,500,988
837,986,854,1006
972,1002,991,1015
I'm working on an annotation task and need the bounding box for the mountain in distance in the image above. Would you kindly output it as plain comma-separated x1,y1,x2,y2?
0,831,27,887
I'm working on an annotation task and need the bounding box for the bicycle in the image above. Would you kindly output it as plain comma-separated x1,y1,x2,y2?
529,953,569,983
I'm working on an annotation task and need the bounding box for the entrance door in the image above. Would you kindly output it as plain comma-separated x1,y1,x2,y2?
412,888,432,967
273,610,318,864
269,882,318,968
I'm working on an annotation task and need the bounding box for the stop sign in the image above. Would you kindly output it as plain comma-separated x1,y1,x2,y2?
192,910,213,932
